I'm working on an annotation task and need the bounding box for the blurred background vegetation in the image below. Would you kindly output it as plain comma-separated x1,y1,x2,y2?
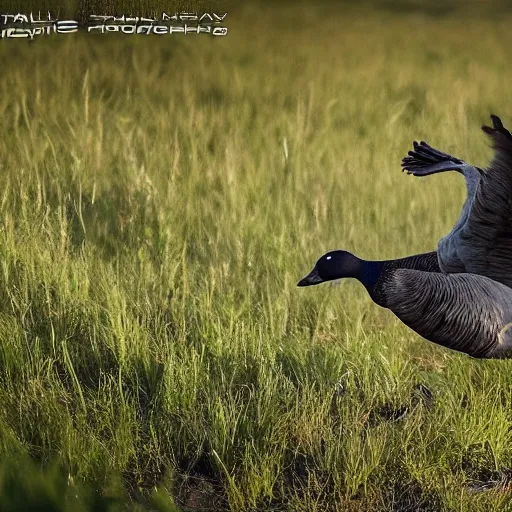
2,0,512,511
0,0,511,21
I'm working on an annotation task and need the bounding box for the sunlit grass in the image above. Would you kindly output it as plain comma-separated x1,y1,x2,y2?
1,2,512,510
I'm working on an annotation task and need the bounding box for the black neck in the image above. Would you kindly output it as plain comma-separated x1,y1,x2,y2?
357,259,385,292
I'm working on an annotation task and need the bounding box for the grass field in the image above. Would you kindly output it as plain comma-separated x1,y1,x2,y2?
2,1,512,510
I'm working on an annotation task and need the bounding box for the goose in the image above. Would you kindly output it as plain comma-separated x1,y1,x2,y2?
297,250,512,358
401,114,512,288
298,115,512,358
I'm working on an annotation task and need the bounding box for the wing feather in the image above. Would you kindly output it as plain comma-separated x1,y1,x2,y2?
457,115,512,287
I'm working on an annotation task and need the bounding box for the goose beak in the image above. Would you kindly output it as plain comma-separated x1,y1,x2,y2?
297,268,323,287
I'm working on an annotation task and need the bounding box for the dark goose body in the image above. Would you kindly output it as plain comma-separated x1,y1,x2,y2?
298,250,512,359
372,265,512,359
402,115,512,288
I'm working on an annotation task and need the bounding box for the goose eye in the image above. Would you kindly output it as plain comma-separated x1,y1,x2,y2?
326,256,332,260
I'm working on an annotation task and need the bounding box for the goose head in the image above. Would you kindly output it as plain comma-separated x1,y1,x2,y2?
297,250,362,287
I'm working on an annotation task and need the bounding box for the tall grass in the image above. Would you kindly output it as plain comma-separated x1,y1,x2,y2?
1,2,512,510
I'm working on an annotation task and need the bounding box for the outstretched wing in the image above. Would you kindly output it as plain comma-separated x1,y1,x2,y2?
456,115,512,287
401,140,469,177
401,141,481,274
